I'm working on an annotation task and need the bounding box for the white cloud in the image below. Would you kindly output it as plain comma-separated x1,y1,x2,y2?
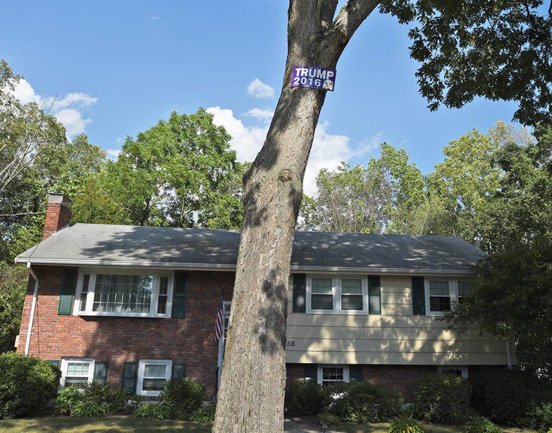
106,149,121,160
245,108,274,122
207,106,267,162
246,79,274,99
352,131,386,157
11,79,97,138
207,106,368,197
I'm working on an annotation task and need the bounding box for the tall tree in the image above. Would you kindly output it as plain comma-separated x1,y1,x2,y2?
214,1,550,431
447,126,552,375
75,109,246,228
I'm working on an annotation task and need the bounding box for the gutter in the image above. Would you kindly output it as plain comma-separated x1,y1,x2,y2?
15,257,476,277
24,262,39,356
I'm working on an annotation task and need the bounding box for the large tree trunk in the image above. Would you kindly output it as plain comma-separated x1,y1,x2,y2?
213,2,379,432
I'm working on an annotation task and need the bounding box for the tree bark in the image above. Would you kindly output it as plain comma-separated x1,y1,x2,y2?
213,1,379,432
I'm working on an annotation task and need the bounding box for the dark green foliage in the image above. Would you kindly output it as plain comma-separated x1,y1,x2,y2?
328,381,403,423
160,378,205,420
464,417,502,433
0,264,26,353
190,405,216,423
469,369,552,427
526,403,552,432
284,381,331,416
0,352,60,419
413,374,472,424
380,1,551,127
135,402,171,420
55,382,137,417
389,415,425,433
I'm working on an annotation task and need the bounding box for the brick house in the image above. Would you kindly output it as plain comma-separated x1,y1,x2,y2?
15,194,513,401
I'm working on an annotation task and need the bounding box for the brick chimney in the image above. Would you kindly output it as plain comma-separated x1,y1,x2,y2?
43,193,72,240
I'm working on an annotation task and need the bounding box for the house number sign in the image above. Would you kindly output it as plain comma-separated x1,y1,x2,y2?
290,66,336,91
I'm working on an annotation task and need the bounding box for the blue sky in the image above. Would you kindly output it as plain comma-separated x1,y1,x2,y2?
1,0,519,195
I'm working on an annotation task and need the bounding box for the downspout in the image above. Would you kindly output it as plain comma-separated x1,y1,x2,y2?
24,262,39,356
506,340,513,368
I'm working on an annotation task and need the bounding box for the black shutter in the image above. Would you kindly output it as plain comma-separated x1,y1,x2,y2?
350,365,363,381
368,275,381,314
292,274,306,313
303,364,317,382
121,362,138,395
93,361,109,384
172,271,186,318
412,276,426,315
58,269,77,315
172,363,185,380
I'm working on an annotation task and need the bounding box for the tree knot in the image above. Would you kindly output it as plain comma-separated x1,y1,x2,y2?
278,169,294,182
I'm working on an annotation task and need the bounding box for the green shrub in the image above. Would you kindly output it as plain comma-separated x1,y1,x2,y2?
318,411,341,426
55,382,135,417
285,381,331,416
135,402,171,420
328,381,403,423
526,403,552,432
413,373,472,424
389,415,425,433
190,405,216,422
469,369,552,427
465,417,502,433
161,378,205,420
0,352,60,419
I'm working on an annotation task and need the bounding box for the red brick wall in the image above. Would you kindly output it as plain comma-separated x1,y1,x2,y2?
285,363,434,402
17,266,234,398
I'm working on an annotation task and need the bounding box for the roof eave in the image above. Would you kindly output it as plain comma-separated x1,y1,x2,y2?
15,256,475,276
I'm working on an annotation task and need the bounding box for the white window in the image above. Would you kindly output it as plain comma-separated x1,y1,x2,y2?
307,276,368,314
137,360,172,397
74,269,174,318
317,365,350,386
428,280,451,313
60,358,95,389
425,279,472,315
438,365,468,379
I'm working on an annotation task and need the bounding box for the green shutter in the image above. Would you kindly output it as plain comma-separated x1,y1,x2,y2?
303,364,317,382
368,275,381,314
350,365,363,381
172,363,185,380
172,271,186,318
47,359,60,368
93,361,109,384
412,276,426,315
121,362,138,395
58,270,77,315
292,274,306,313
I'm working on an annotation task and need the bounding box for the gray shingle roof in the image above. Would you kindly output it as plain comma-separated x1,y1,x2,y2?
15,223,484,275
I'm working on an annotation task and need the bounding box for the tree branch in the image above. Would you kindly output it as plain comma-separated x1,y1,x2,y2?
319,0,339,30
333,0,381,44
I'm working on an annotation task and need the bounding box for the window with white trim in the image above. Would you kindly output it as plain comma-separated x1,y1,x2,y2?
428,280,451,313
307,276,368,314
317,365,350,386
60,358,95,389
137,360,172,397
74,270,174,318
425,279,472,315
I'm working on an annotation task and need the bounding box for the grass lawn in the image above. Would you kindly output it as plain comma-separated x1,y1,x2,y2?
328,422,537,433
0,415,212,433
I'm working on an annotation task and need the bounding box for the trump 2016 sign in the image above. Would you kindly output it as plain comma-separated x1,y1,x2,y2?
290,66,336,91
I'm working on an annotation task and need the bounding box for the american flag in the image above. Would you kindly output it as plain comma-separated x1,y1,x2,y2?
214,297,224,342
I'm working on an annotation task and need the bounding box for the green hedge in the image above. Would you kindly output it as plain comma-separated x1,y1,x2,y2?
413,373,472,424
0,352,60,419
